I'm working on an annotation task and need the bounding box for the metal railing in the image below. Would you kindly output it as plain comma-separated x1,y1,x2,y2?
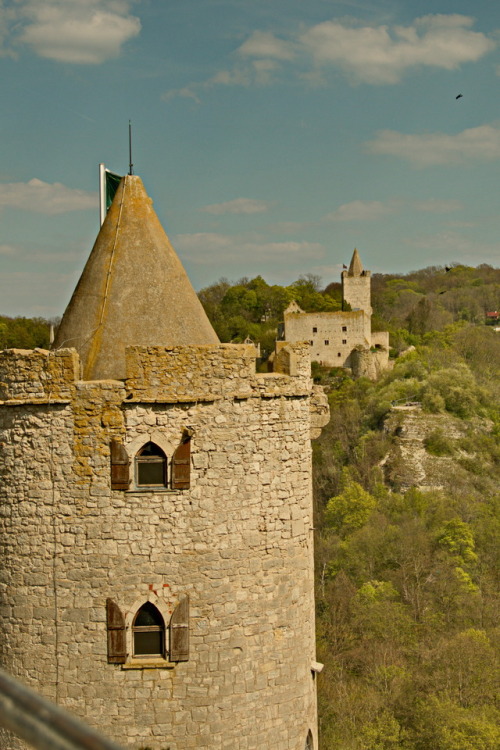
0,668,124,750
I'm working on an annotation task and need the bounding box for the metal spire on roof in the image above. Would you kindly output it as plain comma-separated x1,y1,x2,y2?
128,120,134,176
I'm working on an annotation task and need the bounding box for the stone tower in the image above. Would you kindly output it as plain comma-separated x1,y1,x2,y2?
341,248,372,316
0,175,328,750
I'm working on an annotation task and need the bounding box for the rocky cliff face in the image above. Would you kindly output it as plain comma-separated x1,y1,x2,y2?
381,405,488,492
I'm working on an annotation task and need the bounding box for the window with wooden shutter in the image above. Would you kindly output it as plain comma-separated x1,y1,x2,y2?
171,434,191,490
110,439,130,490
132,602,165,658
106,598,126,663
170,595,189,661
135,442,167,488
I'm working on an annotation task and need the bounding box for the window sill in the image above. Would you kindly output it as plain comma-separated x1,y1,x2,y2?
125,487,181,494
122,659,176,670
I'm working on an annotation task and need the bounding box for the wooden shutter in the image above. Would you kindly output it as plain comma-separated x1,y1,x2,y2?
171,436,191,490
106,598,126,663
170,595,189,661
110,439,130,490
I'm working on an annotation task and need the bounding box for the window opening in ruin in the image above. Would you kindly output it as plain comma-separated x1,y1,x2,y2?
136,442,167,487
312,327,317,333
337,352,342,357
342,326,347,332
310,340,313,346
324,340,329,345
133,602,165,657
342,339,347,344
305,730,313,750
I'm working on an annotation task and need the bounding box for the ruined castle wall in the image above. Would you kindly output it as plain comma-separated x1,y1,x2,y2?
284,310,370,367
371,331,389,349
0,345,319,750
350,346,391,380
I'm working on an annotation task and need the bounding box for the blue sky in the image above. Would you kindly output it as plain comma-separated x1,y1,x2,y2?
1,0,500,317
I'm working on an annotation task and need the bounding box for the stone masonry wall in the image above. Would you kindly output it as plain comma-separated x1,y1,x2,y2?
125,343,311,401
284,310,370,368
0,348,78,402
0,344,322,750
341,272,372,316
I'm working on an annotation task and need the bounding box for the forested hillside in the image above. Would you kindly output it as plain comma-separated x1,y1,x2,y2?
0,315,51,350
313,326,500,749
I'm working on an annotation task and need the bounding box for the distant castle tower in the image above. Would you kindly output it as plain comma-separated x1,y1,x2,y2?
282,249,389,378
0,175,328,749
341,248,372,316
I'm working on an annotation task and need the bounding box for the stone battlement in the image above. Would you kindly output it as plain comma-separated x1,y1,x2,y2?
0,342,312,405
0,348,78,402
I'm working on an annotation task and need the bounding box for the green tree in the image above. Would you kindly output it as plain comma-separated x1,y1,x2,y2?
325,471,378,536
410,698,500,750
436,519,477,566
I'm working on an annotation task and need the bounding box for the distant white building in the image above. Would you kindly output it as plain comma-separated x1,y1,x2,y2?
281,249,390,379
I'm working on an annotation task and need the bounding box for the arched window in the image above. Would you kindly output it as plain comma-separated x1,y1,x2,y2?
133,602,165,657
135,442,167,487
305,730,313,750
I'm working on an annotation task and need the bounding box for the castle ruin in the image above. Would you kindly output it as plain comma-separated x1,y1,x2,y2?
282,249,390,379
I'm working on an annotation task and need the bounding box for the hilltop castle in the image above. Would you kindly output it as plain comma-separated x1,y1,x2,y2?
0,175,328,749
282,249,390,379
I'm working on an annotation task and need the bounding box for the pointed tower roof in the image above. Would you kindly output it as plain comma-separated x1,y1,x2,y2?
54,175,219,380
348,248,364,276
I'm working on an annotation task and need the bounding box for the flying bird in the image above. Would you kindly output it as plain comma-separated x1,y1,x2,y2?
456,94,463,99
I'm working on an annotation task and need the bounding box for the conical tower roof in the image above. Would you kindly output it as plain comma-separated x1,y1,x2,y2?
54,175,219,380
348,248,364,276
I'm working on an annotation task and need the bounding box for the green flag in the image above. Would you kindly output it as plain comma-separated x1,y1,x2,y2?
105,170,122,211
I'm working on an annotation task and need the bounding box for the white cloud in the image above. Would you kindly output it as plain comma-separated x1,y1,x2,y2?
0,178,97,214
237,31,295,61
162,86,202,104
300,14,495,84
366,125,500,166
162,60,279,102
5,1,141,64
251,58,280,86
200,198,271,215
174,232,324,264
326,200,396,222
164,13,495,100
208,67,253,87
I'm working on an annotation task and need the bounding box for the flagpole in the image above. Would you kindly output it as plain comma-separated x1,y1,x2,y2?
99,163,106,226
128,121,133,175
